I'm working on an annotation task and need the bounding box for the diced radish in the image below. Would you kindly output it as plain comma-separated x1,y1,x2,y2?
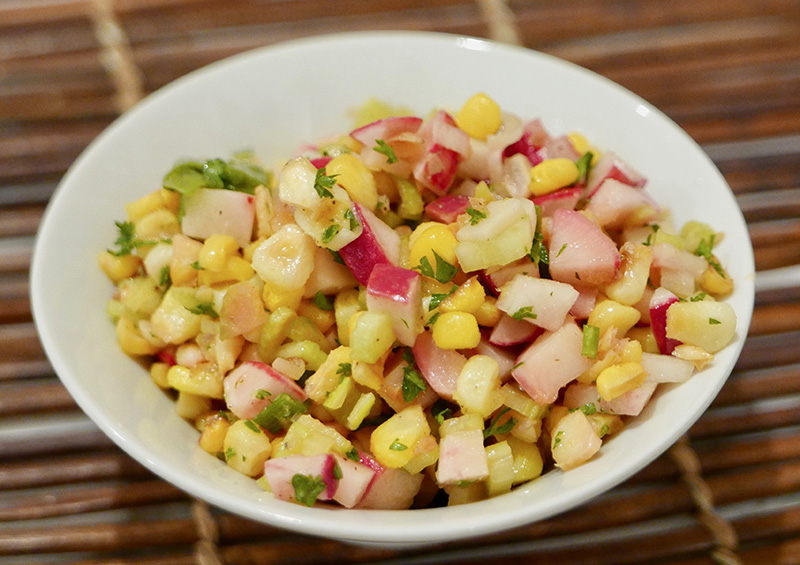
424,194,470,224
354,465,424,509
302,244,358,299
436,429,489,484
503,130,545,166
263,453,339,504
550,410,602,470
511,321,593,405
414,143,461,195
482,257,539,296
223,361,307,420
641,351,695,384
532,186,582,217
459,139,504,183
563,381,657,417
411,330,466,401
331,454,377,508
366,264,423,347
500,153,533,198
542,135,580,161
339,203,400,285
584,151,647,197
473,336,518,378
309,156,332,169
649,287,681,355
378,356,440,413
156,348,177,366
584,178,659,230
569,285,598,319
427,110,471,157
350,116,423,147
181,188,255,248
219,281,267,340
651,243,708,278
548,209,620,286
496,274,579,332
489,313,540,346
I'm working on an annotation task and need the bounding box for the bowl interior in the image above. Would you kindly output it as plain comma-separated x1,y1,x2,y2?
31,31,755,545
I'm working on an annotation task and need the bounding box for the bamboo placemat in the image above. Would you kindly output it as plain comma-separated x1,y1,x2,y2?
2,1,800,563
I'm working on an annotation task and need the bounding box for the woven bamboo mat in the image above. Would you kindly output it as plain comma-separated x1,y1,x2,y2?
2,0,800,563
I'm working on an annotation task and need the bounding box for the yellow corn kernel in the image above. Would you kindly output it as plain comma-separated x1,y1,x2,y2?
263,283,303,312
166,364,224,398
474,180,494,201
225,255,255,281
150,362,170,388
456,93,503,140
297,301,336,334
700,263,734,297
529,158,580,197
134,208,180,241
98,251,142,283
334,288,362,346
116,317,159,356
175,391,212,420
627,326,659,354
125,189,177,222
432,311,481,350
440,276,485,314
473,295,501,327
439,413,485,437
198,412,231,456
198,234,239,271
352,359,385,390
620,339,643,363
603,242,653,306
325,153,378,210
223,419,272,477
408,222,459,270
587,299,641,337
596,362,646,401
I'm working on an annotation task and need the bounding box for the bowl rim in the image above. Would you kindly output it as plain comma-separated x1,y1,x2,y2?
30,29,755,545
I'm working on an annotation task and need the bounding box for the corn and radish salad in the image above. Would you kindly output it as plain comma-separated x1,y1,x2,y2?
99,93,737,510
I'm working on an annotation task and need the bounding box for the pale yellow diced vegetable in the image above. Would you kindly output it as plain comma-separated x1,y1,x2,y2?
596,362,646,401
223,419,272,477
166,364,224,399
432,311,480,350
349,311,395,363
98,251,142,283
485,440,515,497
587,299,641,338
370,405,432,468
666,300,736,353
334,288,362,346
454,354,502,419
115,317,160,356
325,153,378,211
175,391,212,420
274,414,353,458
603,242,653,306
198,412,232,456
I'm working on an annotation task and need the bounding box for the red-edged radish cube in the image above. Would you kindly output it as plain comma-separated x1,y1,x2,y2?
511,321,593,405
412,330,467,401
350,116,423,148
569,285,598,319
503,130,545,166
542,135,580,161
649,287,681,354
584,178,659,230
489,313,540,346
641,352,695,384
331,454,377,508
496,274,579,332
584,151,647,197
549,209,620,286
354,465,424,509
263,453,338,504
473,336,519,378
339,202,400,285
532,186,582,217
424,194,470,224
181,188,254,249
309,156,332,169
482,257,539,296
436,429,489,484
563,381,657,417
414,143,461,195
651,243,708,278
223,361,307,420
366,263,423,346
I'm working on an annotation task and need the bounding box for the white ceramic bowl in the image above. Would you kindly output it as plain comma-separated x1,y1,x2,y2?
31,31,755,547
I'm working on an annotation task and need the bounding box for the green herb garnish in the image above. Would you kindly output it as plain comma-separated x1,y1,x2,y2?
511,306,537,321
575,151,594,184
313,291,334,311
483,407,517,439
252,393,309,433
428,285,457,312
389,439,408,451
313,168,338,199
291,474,327,507
466,206,487,225
582,324,600,359
187,302,219,319
416,250,457,284
321,224,341,244
373,139,398,164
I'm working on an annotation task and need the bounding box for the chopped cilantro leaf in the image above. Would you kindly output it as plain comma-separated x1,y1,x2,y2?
187,302,219,319
695,235,726,277
313,168,338,199
373,139,398,164
415,250,457,283
556,243,568,258
346,448,360,462
224,446,236,461
466,206,487,225
313,291,334,311
529,231,549,266
291,474,327,507
336,362,352,379
553,430,564,447
254,389,271,400
511,306,537,321
244,420,260,433
159,265,172,287
389,439,408,451
431,399,454,425
328,248,345,264
343,208,359,230
190,260,204,270
428,285,457,312
321,224,341,244
483,407,516,439
108,220,157,257
709,318,721,325
402,365,427,403
575,151,594,184
690,292,708,302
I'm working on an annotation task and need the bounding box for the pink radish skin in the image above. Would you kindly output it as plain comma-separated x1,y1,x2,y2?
489,314,540,347
366,264,423,346
649,287,682,354
223,361,307,420
331,454,377,508
436,429,489,484
495,275,580,332
584,151,647,197
585,179,659,230
263,453,339,504
424,194,470,224
532,186,582,217
339,203,400,285
180,188,255,249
